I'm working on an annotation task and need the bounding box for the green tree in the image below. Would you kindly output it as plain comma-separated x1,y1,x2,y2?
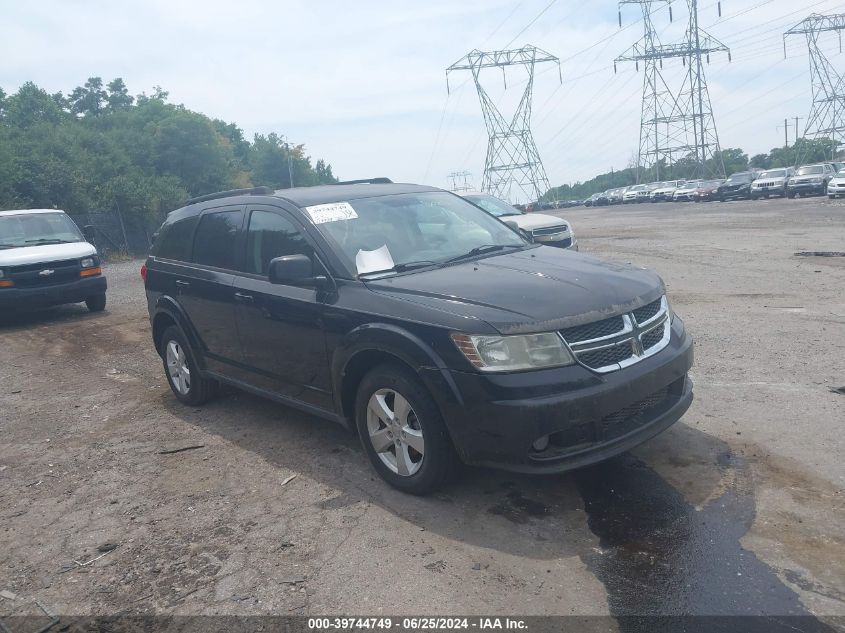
69,77,107,117
106,78,134,111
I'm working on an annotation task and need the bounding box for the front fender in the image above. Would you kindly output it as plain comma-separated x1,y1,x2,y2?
331,322,465,417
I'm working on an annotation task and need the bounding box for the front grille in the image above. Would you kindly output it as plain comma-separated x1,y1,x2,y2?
532,225,568,236
632,298,662,324
560,316,625,343
578,343,635,370
9,259,82,288
600,386,672,440
641,326,665,351
560,296,671,373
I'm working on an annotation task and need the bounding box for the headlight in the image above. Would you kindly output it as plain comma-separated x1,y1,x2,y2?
451,332,575,372
80,257,95,268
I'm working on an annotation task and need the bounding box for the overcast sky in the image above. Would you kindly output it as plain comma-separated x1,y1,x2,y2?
3,0,845,199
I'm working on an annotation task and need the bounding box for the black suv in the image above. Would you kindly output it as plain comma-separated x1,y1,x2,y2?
716,171,756,201
143,182,694,494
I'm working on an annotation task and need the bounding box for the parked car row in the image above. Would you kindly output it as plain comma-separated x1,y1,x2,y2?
583,161,845,206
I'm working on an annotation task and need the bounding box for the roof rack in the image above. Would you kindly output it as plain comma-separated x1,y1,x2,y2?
183,186,273,206
334,178,393,185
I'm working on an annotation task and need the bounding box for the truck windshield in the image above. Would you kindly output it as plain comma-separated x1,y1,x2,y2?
0,213,84,249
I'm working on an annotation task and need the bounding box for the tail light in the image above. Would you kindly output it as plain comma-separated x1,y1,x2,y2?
140,263,148,283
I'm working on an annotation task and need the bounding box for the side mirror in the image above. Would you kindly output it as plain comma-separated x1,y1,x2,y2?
268,254,329,287
82,225,96,242
505,220,533,243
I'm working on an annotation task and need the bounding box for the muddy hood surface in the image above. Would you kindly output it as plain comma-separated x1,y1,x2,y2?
366,246,665,334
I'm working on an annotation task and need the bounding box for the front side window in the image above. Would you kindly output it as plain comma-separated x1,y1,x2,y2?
311,191,528,277
727,173,751,183
192,209,243,270
0,213,84,249
245,210,314,276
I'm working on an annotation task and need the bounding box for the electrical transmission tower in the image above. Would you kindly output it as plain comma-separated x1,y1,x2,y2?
785,14,845,161
447,46,561,203
448,170,473,192
616,0,730,181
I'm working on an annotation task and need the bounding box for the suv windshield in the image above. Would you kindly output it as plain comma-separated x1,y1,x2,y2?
463,193,523,218
313,192,528,277
796,165,824,176
0,212,84,249
760,170,786,178
727,173,752,183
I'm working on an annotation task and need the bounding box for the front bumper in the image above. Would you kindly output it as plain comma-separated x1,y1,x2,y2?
0,275,107,310
426,317,693,474
828,182,845,196
788,182,826,196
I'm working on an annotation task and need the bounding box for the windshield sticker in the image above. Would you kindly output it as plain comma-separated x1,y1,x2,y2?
305,202,358,224
356,244,395,275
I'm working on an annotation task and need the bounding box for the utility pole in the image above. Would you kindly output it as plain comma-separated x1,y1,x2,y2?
616,0,730,180
785,14,845,163
794,116,804,144
283,135,295,188
777,118,789,147
446,46,562,204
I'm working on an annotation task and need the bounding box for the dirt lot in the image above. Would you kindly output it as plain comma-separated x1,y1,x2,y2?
1,197,843,624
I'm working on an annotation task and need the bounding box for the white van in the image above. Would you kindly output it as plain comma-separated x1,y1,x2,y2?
0,209,107,312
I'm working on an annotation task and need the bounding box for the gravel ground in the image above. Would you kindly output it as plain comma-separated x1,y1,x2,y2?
0,197,843,624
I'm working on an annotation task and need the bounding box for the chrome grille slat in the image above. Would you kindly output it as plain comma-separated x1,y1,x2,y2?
559,296,671,373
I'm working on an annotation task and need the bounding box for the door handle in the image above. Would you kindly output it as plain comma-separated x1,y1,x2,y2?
234,292,255,304
175,280,190,292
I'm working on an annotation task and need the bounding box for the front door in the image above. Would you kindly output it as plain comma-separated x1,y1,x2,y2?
233,205,332,410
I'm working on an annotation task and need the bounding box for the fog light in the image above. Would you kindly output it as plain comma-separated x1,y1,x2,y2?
532,435,550,452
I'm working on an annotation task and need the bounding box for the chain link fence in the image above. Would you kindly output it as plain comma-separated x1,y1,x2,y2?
68,209,166,260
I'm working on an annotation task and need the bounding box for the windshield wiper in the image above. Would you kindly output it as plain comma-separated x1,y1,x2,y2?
442,244,523,265
359,260,438,278
24,238,76,245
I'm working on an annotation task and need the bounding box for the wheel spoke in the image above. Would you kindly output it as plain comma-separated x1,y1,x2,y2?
392,393,411,424
403,428,425,456
395,444,412,476
368,393,394,425
369,427,393,453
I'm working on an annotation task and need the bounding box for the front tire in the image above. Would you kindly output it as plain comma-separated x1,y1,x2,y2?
160,325,217,406
85,293,106,312
355,363,460,495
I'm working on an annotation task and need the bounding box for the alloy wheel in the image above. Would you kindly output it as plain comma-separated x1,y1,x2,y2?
166,340,191,395
366,389,425,476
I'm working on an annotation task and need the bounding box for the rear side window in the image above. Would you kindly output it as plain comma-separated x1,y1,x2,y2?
192,209,243,270
152,216,197,262
245,210,313,276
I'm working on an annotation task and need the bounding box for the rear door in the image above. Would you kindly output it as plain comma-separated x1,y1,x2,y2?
232,205,332,410
176,204,245,372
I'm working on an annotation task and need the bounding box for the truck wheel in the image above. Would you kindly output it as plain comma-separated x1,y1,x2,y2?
787,192,796,199
355,363,461,495
85,293,107,312
160,325,217,406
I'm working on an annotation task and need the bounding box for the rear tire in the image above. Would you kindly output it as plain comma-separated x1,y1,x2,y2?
160,325,217,406
85,293,106,312
787,192,796,199
355,363,460,495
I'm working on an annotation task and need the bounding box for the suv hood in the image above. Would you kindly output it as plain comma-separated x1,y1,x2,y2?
508,213,569,231
366,247,664,335
0,241,95,267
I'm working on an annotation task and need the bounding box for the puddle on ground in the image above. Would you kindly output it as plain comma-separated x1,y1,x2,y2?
573,452,837,632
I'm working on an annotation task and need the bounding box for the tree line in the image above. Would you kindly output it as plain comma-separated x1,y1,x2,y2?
0,78,337,225
543,138,839,202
